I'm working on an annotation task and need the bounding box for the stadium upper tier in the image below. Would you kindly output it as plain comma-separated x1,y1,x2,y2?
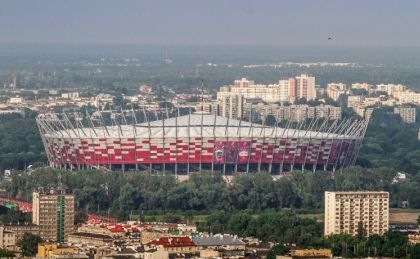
36,111,368,173
43,113,359,139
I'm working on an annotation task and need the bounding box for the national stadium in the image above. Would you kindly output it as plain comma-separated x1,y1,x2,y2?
36,110,368,174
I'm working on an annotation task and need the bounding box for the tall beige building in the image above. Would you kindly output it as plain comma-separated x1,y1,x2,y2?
324,191,389,237
32,188,75,242
295,74,316,101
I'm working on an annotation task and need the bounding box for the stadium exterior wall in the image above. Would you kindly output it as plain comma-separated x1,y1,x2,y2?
36,111,368,174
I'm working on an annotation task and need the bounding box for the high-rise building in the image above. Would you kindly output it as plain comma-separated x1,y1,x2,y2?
295,74,316,101
324,191,389,237
220,93,244,119
32,188,75,242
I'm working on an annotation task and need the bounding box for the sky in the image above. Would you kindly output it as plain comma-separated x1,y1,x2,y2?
0,0,419,46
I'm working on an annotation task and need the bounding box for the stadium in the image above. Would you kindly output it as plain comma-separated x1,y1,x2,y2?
36,110,368,174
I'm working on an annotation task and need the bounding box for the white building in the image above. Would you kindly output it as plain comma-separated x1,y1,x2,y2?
327,83,347,101
9,96,23,104
352,83,372,91
394,107,416,123
324,191,389,237
376,84,407,97
61,92,80,99
220,78,292,103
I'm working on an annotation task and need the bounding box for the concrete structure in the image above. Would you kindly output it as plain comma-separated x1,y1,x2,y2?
327,83,347,101
193,234,246,257
218,78,292,104
352,83,372,91
245,103,342,122
144,237,197,255
219,92,244,119
324,191,389,237
0,226,16,251
36,111,368,174
32,188,75,242
1,224,40,247
394,107,416,123
67,232,113,247
295,74,316,101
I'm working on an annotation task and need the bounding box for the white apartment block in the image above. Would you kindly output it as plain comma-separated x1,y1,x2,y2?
347,95,365,108
327,83,347,101
219,93,244,120
324,191,389,237
398,91,420,105
394,107,416,123
295,74,316,101
376,84,407,97
352,83,372,91
244,103,341,122
220,78,291,103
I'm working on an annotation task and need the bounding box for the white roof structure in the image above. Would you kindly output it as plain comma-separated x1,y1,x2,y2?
38,112,366,140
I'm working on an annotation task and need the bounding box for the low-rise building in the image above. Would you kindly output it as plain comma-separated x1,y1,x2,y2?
68,232,113,247
193,234,246,257
144,237,197,255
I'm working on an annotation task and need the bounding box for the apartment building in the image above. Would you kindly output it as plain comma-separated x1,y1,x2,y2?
327,83,347,101
295,74,316,101
394,107,416,123
324,191,389,237
32,188,75,242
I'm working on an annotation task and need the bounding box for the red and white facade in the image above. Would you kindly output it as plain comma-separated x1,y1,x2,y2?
36,112,368,174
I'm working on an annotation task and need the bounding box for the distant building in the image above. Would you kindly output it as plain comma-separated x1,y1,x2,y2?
295,74,316,101
9,96,23,104
244,103,341,122
144,237,197,255
327,83,347,101
193,234,246,257
219,93,244,119
32,188,75,242
61,92,79,99
0,226,16,251
324,191,389,237
394,107,416,123
352,83,372,91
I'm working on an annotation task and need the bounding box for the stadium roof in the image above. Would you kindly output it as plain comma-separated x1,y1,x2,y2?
44,113,363,139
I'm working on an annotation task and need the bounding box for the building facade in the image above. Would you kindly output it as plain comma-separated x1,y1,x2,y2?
324,191,389,237
295,74,316,101
32,188,75,242
394,107,416,123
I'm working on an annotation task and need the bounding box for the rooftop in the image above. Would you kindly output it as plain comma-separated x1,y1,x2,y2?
193,234,245,246
41,113,364,140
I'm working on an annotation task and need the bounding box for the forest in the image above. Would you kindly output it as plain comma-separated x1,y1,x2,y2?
2,166,419,219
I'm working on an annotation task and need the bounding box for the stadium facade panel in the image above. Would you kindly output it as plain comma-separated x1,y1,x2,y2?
36,112,368,174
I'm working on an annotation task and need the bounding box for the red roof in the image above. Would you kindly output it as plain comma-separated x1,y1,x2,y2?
146,237,195,248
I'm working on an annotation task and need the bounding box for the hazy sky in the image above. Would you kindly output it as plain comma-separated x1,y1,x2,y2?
1,0,419,46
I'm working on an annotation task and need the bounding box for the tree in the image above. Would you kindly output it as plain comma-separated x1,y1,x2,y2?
75,211,88,225
17,233,43,256
267,244,288,259
356,221,367,240
0,249,15,257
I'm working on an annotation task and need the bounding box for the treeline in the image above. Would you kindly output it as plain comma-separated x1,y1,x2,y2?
357,107,420,174
0,111,46,171
2,166,419,219
199,210,322,246
200,210,420,258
